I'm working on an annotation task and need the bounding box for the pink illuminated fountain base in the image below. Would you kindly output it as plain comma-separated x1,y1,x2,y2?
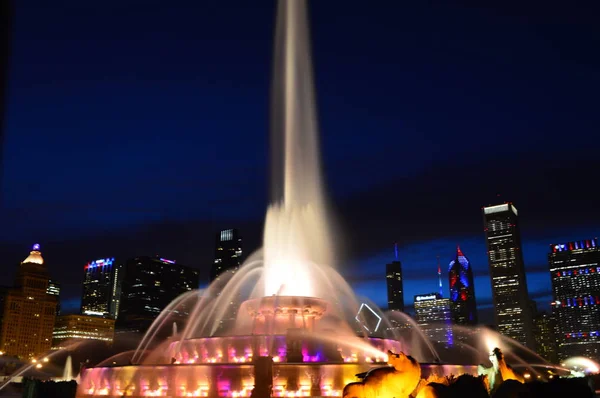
76,295,477,397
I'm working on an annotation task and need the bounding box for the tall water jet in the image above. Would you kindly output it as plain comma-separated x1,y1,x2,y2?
264,0,333,297
62,355,73,381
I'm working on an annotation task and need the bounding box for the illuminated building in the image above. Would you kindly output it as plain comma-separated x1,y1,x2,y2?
0,244,58,359
549,238,600,361
211,229,243,332
211,228,243,284
117,256,199,334
386,246,404,312
414,293,453,347
482,203,534,348
52,314,115,349
81,258,123,318
47,279,60,315
533,310,558,363
448,246,477,325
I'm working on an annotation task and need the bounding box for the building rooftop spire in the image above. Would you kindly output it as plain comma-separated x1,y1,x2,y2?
437,255,443,297
22,243,43,265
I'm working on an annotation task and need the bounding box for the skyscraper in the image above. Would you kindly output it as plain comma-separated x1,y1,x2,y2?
211,229,243,284
414,293,453,347
0,244,58,359
533,310,558,363
386,245,404,312
47,279,61,315
549,238,600,361
117,256,199,334
482,203,534,348
448,246,477,325
81,257,123,319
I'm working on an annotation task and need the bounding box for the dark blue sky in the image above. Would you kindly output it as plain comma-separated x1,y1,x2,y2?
1,0,599,323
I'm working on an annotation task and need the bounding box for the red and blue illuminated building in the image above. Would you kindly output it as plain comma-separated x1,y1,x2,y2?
448,246,478,325
81,257,123,319
549,237,600,361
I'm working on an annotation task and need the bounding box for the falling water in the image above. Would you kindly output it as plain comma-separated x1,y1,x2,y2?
263,0,333,297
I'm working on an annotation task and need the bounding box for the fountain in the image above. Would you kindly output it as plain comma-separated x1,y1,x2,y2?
62,355,74,382
72,1,532,397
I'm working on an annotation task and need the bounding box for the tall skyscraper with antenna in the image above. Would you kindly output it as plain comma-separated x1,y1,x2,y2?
448,246,478,325
414,257,454,347
386,243,404,312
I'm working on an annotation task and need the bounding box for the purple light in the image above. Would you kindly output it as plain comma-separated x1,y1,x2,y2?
32,243,40,251
160,258,175,264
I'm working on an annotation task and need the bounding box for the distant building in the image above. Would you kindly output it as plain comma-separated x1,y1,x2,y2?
533,310,558,363
52,314,115,349
549,238,600,361
117,256,199,334
211,229,243,285
414,293,453,347
386,260,404,312
81,258,123,319
448,246,477,325
482,203,534,348
47,279,60,315
211,229,243,333
0,244,58,359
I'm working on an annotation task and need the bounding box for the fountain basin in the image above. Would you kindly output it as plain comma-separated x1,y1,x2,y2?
76,361,479,397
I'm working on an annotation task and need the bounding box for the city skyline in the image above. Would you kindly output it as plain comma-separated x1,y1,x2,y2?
0,0,599,326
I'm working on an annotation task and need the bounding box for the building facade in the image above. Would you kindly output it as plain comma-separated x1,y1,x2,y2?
52,314,115,349
414,293,453,347
117,256,199,334
0,245,58,359
482,203,534,348
549,238,600,361
47,279,60,315
210,229,243,284
386,261,404,312
81,257,123,318
533,310,558,363
448,246,477,325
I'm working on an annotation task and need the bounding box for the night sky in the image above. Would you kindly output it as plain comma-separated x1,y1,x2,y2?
1,1,599,323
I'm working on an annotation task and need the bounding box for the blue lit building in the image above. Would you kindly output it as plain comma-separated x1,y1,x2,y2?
549,238,600,361
81,257,123,318
448,246,478,325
